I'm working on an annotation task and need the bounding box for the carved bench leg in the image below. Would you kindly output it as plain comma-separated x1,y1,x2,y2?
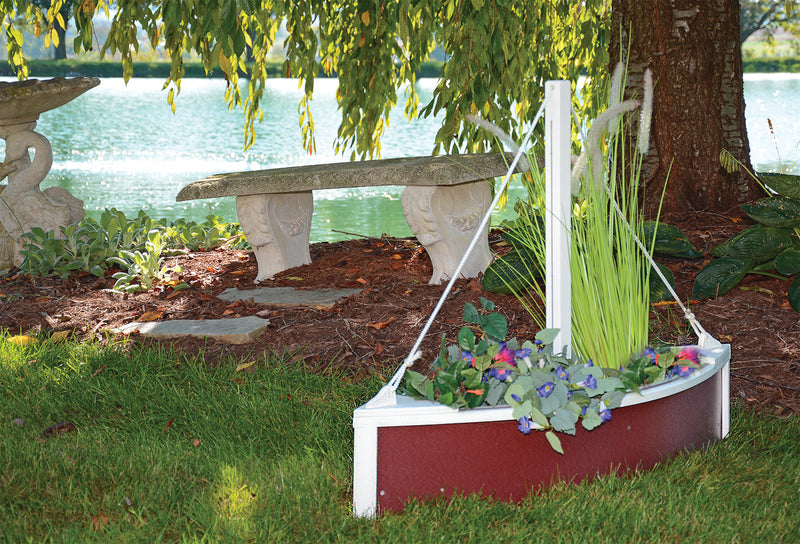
401,182,492,285
236,192,313,282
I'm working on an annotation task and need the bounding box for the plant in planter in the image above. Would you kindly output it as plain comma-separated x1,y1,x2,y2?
692,170,800,311
403,298,710,454
352,79,730,518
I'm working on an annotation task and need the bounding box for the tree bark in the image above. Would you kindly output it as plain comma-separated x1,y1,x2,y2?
611,0,759,217
54,24,67,60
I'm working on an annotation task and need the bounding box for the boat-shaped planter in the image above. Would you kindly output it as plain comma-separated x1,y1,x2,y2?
352,81,731,517
353,343,729,516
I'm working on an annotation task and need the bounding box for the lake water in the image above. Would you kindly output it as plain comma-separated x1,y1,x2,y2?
4,74,800,242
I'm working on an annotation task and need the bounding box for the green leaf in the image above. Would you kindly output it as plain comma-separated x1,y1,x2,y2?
479,297,495,311
642,221,703,258
691,256,752,300
581,409,604,431
757,172,800,199
462,302,480,325
775,248,800,276
649,262,676,303
512,400,533,420
740,197,800,228
529,406,550,428
545,431,564,455
550,408,578,435
484,380,507,406
504,382,526,406
481,249,540,295
788,275,800,312
534,328,560,346
480,313,507,341
458,327,476,351
711,225,793,263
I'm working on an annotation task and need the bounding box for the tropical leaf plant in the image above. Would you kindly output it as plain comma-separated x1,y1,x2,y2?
692,172,800,311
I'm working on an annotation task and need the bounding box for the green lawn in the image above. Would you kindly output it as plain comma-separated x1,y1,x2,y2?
1,334,798,543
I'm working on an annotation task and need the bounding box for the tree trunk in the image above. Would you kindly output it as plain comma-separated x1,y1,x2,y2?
54,24,67,60
611,0,759,217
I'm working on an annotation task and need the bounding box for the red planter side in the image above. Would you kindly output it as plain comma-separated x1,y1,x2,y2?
376,367,722,511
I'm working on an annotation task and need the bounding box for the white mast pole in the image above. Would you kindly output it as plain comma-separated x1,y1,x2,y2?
545,80,572,355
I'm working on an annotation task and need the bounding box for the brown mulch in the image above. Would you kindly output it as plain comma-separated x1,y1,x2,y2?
0,212,798,416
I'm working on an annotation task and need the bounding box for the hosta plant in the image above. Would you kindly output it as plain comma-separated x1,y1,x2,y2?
107,230,185,293
15,208,246,280
692,172,800,311
403,298,709,454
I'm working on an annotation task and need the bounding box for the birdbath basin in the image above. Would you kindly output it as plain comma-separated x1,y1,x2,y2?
0,77,99,125
0,77,99,270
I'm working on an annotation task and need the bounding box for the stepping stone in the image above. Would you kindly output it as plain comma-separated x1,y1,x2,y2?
114,315,270,344
217,286,363,309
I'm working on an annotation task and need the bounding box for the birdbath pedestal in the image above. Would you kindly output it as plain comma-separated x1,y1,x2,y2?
0,77,99,270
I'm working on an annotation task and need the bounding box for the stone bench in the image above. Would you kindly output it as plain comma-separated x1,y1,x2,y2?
176,153,528,284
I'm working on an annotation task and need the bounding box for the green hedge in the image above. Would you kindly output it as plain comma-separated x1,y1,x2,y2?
4,57,796,79
0,59,445,79
742,56,800,73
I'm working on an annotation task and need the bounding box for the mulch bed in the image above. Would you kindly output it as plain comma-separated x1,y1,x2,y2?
1,212,798,416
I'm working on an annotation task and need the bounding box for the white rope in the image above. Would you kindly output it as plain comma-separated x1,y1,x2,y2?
364,99,551,408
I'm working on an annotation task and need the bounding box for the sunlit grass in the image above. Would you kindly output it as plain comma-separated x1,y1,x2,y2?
1,334,798,542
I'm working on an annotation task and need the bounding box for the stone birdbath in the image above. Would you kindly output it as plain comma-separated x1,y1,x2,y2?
0,77,99,270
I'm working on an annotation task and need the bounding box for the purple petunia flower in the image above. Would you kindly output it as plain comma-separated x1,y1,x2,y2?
488,366,513,382
510,393,522,403
555,365,569,381
585,359,594,367
668,365,696,378
577,374,598,390
537,381,555,398
460,351,474,366
643,347,658,364
598,400,612,422
517,417,533,435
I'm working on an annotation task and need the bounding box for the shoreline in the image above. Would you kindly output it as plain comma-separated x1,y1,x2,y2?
1,57,797,79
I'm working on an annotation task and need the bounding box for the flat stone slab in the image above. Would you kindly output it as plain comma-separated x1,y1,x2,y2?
115,316,270,344
176,152,527,200
218,286,363,308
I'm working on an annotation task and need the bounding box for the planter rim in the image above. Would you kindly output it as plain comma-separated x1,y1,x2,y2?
353,343,730,429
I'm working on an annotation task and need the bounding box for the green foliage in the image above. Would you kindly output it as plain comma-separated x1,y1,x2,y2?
740,197,800,228
649,262,676,303
642,221,703,259
693,172,800,310
108,230,184,293
692,256,753,300
757,172,800,199
710,224,794,263
17,208,246,284
2,1,610,158
403,300,714,455
480,246,540,295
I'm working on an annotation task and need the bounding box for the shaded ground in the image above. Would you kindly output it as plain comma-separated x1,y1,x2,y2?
1,212,798,416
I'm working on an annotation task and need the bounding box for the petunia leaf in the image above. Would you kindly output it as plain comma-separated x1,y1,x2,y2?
545,430,564,455
512,400,533,420
529,406,550,428
550,408,578,435
581,409,604,431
